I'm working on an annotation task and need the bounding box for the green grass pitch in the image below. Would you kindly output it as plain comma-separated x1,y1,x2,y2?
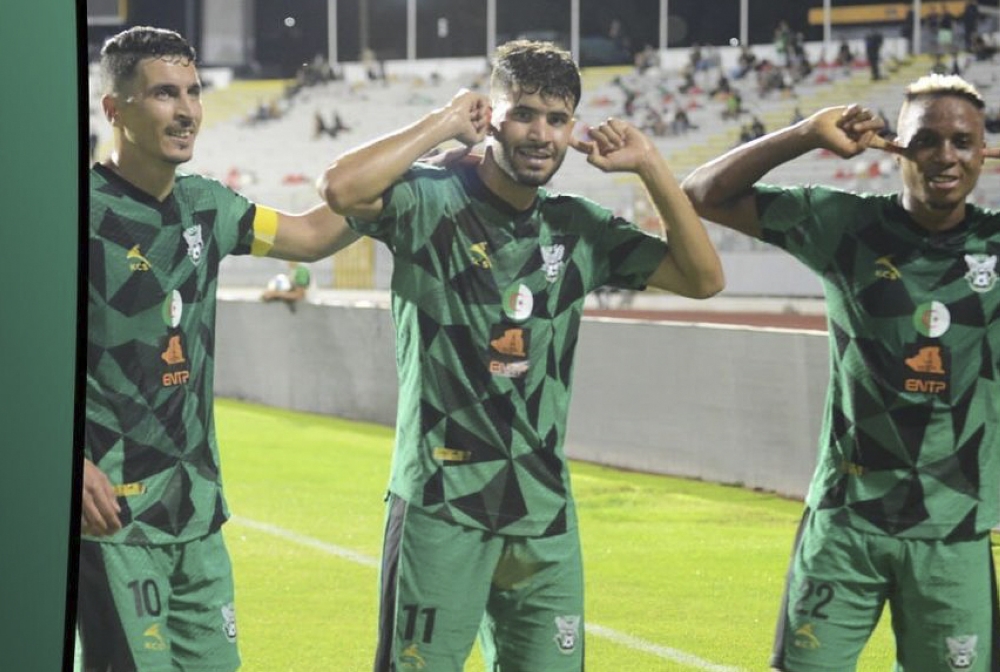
216,398,998,671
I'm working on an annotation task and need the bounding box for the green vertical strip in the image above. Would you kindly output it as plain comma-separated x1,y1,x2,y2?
0,2,84,671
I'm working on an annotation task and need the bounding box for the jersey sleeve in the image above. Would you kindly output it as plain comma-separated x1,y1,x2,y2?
346,167,427,248
755,184,859,273
204,178,277,257
573,197,667,292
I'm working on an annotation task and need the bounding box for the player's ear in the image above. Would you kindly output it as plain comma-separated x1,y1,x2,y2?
101,94,120,126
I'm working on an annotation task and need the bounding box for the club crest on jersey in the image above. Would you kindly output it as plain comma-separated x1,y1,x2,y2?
183,225,204,264
221,603,237,643
553,615,580,655
963,254,997,292
946,635,977,671
541,244,565,282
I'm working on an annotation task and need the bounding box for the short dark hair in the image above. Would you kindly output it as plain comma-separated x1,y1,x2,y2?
490,40,581,110
100,26,197,95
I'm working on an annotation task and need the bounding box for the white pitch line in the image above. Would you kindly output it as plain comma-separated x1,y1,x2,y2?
585,624,745,672
230,516,747,672
230,515,380,568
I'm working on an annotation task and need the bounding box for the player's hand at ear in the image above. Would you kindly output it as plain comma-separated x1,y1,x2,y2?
867,133,906,157
81,458,122,537
441,89,492,147
807,105,886,159
571,118,654,173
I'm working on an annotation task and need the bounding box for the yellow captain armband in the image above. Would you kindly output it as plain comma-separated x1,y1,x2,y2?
250,206,280,256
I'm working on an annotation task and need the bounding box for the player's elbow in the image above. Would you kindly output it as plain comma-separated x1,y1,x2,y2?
317,165,356,215
680,172,715,215
686,266,726,299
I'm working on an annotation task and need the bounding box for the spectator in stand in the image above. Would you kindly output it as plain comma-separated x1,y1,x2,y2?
634,44,660,74
962,1,981,52
722,89,746,120
927,4,942,52
937,4,956,54
608,18,632,62
314,110,350,139
709,74,732,100
732,45,758,80
901,7,916,55
756,59,790,98
672,107,697,135
789,32,811,81
774,20,793,67
931,52,950,74
836,39,854,71
971,32,999,60
865,29,884,81
261,262,311,307
678,63,698,94
986,106,1000,134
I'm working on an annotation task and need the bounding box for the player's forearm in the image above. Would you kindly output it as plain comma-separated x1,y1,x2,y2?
639,153,724,298
318,108,460,214
682,120,815,211
268,205,360,262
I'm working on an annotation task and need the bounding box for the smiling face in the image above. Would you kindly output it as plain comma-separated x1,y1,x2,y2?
487,88,576,188
896,93,985,231
105,55,202,169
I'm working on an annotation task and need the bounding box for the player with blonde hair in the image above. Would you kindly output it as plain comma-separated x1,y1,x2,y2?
683,73,1000,671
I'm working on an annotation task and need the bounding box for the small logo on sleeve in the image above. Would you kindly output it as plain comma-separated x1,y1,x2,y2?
221,603,237,643
553,615,580,655
945,634,977,671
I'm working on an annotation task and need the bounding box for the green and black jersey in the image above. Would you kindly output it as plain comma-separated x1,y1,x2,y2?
87,165,273,546
757,184,1000,540
349,164,667,537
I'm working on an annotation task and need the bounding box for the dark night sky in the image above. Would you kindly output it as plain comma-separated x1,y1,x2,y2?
104,0,948,71
255,0,833,65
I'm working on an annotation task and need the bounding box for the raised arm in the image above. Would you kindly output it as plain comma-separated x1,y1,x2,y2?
573,118,724,298
681,105,887,238
318,89,491,220
265,205,359,262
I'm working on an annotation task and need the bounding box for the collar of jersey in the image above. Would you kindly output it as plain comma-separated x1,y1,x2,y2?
888,193,978,251
93,162,180,211
458,164,544,236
